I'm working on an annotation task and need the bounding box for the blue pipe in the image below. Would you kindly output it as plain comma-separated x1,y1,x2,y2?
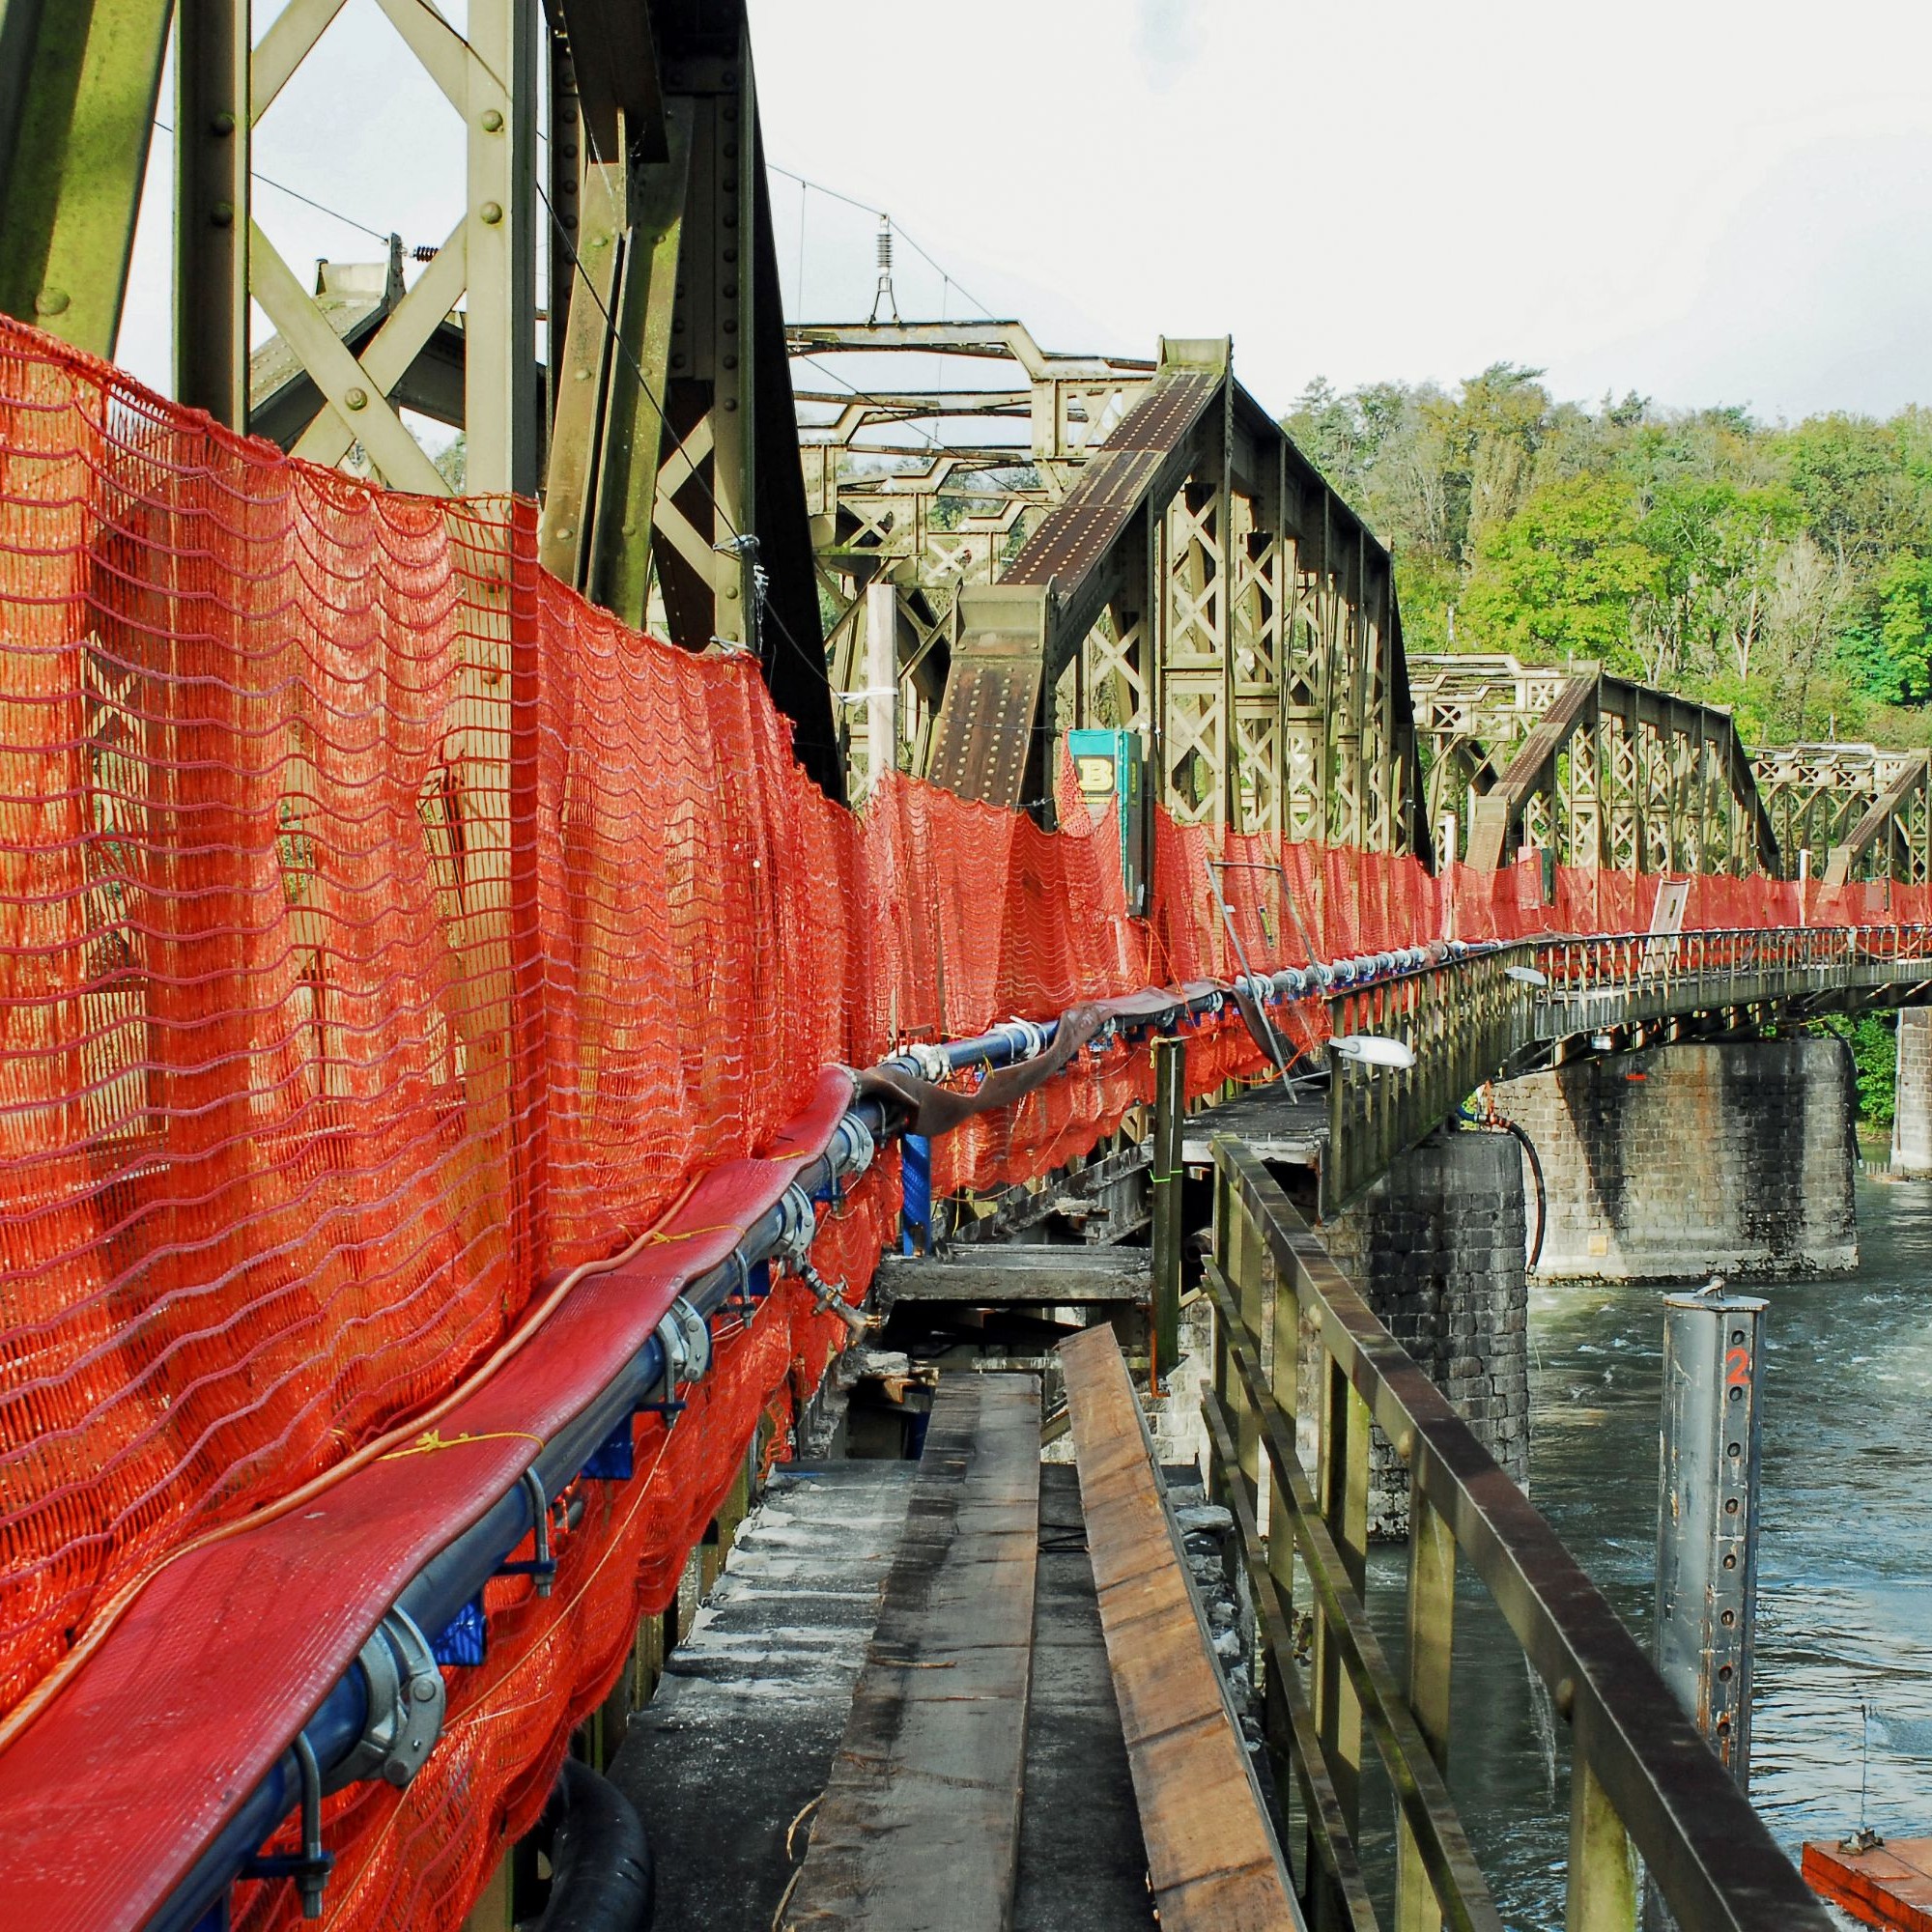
153,980,1308,1929
150,1095,902,1932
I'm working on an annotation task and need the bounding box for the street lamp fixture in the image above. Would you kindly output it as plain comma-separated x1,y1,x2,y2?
1332,1034,1417,1070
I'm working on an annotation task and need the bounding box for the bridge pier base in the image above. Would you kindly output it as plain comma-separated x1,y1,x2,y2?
1892,1009,1932,1176
1320,1129,1529,1539
1499,1039,1857,1281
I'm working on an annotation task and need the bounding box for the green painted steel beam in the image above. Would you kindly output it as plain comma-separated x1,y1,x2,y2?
0,0,174,355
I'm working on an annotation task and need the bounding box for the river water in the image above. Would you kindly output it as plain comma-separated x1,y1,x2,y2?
1357,1171,1932,1927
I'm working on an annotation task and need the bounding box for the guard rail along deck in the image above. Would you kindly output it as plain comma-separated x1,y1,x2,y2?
1323,923,1932,1210
1203,1136,1835,1932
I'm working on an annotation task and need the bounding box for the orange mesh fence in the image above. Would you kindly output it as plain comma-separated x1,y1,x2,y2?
3,313,1929,1932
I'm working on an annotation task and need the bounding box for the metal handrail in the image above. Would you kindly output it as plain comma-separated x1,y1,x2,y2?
1205,1134,1834,1932
1321,923,1932,1212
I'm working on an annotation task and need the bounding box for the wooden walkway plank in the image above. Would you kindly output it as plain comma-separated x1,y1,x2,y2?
1059,1323,1303,1932
786,1375,1042,1932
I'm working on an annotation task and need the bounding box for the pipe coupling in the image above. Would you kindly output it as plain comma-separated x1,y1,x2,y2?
655,1295,713,1391
329,1608,445,1793
894,1042,951,1083
993,1016,1047,1061
827,1112,876,1181
771,1181,817,1264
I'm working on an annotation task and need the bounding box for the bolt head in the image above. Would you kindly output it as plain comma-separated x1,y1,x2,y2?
212,110,237,135
480,201,503,225
481,108,503,132
34,289,70,317
344,386,368,411
211,201,234,228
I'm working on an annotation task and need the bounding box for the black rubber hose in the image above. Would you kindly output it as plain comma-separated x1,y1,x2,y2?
1499,1117,1547,1273
536,1758,655,1932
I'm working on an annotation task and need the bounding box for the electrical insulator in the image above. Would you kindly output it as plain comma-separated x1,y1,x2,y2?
867,214,901,327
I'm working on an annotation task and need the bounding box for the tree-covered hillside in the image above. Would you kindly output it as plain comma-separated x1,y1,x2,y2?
1284,368,1932,751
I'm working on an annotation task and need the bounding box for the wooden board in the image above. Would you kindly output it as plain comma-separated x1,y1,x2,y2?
877,1244,1150,1304
1179,1088,1326,1168
785,1375,1042,1931
1804,1836,1932,1932
1059,1324,1302,1932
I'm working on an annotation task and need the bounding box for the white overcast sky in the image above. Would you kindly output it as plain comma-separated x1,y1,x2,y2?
121,0,1932,425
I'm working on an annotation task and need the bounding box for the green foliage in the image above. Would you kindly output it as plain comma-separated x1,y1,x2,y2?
1463,476,1656,670
432,432,467,491
1878,553,1932,701
1281,370,1932,753
1809,1011,1897,1127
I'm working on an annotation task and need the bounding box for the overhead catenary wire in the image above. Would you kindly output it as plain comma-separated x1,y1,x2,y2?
151,118,394,244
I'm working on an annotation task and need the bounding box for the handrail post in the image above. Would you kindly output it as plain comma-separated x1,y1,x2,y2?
1209,1162,1230,1508
1231,1176,1265,1510
1396,1486,1457,1932
1265,1182,1303,1851
1313,1350,1370,1883
1566,1756,1636,1932
1151,1035,1185,1392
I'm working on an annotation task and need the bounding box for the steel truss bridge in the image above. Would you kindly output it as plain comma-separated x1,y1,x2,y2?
1,3,1928,1932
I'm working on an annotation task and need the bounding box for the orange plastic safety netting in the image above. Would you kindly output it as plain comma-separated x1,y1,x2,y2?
0,314,1918,1931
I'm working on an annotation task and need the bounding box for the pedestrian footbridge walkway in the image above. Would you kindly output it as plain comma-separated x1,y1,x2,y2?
619,1336,1297,1931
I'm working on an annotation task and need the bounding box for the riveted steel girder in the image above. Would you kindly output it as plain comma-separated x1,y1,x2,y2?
0,0,838,795
0,0,173,356
1411,653,1780,878
803,326,1428,854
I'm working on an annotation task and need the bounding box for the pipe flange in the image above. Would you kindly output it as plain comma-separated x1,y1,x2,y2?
655,1294,713,1391
328,1609,445,1793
